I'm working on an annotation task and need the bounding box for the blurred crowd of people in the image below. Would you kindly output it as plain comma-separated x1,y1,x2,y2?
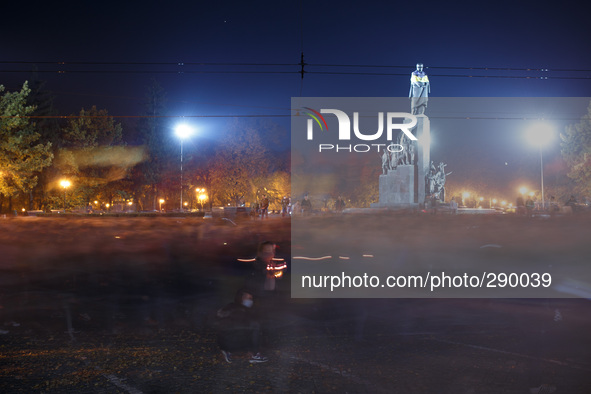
515,194,589,216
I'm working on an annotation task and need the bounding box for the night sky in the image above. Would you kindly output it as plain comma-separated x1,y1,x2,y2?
2,0,590,198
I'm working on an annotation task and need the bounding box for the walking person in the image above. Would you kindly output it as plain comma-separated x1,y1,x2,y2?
281,196,289,217
449,196,458,214
248,241,279,295
260,194,270,219
301,195,312,216
335,196,346,214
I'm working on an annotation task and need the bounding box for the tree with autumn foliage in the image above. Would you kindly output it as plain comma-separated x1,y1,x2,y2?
209,121,271,206
53,106,130,209
561,101,591,197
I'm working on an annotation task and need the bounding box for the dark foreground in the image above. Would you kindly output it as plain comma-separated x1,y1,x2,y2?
1,215,590,393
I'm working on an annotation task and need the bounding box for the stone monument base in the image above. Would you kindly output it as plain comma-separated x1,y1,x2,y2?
370,165,420,209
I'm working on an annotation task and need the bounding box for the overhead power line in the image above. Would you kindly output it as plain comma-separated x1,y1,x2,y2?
0,114,291,119
0,69,299,75
0,114,583,121
1,60,590,73
306,71,591,80
1,63,589,79
1,69,589,80
0,61,299,66
309,63,591,72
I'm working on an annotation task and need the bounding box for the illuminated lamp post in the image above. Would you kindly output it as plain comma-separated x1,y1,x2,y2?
196,188,207,211
60,179,71,212
462,192,470,207
525,122,554,210
174,123,195,212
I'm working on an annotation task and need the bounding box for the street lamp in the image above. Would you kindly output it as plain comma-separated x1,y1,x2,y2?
525,122,554,210
159,198,165,213
462,191,470,207
175,123,195,212
196,188,207,211
59,179,71,212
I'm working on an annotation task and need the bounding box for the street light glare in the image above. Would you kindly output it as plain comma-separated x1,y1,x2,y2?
525,121,554,148
175,123,196,211
175,124,194,139
525,121,554,210
60,179,71,188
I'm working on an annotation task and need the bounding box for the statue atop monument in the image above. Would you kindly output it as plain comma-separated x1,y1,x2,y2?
409,63,430,115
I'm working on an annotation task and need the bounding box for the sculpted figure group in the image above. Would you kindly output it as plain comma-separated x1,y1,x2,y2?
426,161,452,201
381,138,417,175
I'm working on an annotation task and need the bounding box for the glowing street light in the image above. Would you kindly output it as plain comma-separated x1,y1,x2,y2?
196,188,207,211
519,186,528,195
159,198,165,213
60,179,71,212
525,121,555,210
175,123,195,212
462,191,470,206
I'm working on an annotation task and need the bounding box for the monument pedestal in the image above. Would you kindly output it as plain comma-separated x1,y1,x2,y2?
371,165,417,208
371,115,430,209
